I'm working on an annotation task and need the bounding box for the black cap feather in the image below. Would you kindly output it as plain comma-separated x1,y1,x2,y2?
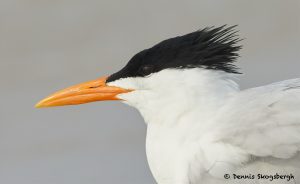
107,25,242,83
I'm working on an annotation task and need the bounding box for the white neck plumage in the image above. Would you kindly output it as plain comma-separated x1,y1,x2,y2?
108,68,240,126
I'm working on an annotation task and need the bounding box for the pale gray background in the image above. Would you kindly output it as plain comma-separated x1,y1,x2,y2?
0,0,299,184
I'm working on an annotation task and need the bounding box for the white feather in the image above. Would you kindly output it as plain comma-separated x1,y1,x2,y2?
108,68,300,184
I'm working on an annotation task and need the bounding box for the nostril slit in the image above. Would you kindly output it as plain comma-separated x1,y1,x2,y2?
89,86,100,89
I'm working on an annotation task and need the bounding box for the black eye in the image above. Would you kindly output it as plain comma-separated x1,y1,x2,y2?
138,65,154,76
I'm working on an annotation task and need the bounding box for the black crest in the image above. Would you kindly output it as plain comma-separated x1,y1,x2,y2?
107,25,242,83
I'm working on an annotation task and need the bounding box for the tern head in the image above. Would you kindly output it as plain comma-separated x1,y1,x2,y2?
36,25,241,112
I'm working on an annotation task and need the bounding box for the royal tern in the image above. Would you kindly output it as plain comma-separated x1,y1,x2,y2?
36,26,300,184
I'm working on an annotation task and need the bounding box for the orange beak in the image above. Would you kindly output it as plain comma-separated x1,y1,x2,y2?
35,76,132,108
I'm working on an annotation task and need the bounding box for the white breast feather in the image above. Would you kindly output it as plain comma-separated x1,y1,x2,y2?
108,69,300,184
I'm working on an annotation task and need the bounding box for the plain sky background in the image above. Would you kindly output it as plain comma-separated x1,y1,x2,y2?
0,0,299,184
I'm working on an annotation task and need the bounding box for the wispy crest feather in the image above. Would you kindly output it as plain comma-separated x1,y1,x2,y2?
107,25,242,83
